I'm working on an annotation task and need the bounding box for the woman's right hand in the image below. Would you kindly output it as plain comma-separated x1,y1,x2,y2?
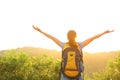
103,30,115,34
32,25,42,32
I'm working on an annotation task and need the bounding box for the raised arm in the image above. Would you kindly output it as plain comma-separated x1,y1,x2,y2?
82,30,114,48
32,25,62,47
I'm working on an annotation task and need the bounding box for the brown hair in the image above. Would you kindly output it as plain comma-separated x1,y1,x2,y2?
67,30,78,48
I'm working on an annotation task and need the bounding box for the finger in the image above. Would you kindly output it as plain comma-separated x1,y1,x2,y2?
32,25,35,28
111,30,115,32
32,26,38,30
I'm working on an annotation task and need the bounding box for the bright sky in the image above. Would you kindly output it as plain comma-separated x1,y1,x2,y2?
0,0,120,53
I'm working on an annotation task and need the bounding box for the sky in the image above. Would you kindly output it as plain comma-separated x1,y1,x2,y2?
0,0,120,53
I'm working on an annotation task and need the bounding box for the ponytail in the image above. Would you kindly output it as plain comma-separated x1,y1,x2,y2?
68,41,78,48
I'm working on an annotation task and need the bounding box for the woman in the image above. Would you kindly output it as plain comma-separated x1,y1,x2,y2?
32,25,114,80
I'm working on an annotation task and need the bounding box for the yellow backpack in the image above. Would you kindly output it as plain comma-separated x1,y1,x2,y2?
61,43,83,78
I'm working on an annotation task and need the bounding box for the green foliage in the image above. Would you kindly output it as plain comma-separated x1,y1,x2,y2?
92,51,120,80
0,50,60,80
1,47,118,77
31,55,60,80
0,49,119,80
105,52,120,80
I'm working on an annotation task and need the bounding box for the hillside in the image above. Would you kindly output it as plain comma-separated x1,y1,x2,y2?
0,47,119,76
83,51,119,76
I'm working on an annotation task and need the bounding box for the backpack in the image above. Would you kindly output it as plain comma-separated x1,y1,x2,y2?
61,43,83,79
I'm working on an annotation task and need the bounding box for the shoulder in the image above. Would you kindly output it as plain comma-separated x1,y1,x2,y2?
77,42,83,48
60,42,65,49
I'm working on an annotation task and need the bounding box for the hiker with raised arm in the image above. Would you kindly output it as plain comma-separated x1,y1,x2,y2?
32,25,114,80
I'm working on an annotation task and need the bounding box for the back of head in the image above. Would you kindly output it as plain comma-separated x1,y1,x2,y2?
67,30,78,48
